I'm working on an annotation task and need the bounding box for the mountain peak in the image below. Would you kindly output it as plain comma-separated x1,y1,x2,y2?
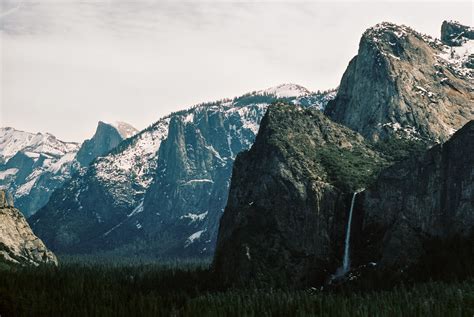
76,120,136,167
365,22,408,38
326,20,473,143
100,121,138,139
441,20,474,46
0,127,79,163
257,83,311,98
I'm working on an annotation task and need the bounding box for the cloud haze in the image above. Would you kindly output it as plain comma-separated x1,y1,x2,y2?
1,0,472,141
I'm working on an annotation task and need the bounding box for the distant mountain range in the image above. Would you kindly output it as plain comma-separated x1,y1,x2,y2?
26,84,335,258
1,19,472,277
0,121,138,217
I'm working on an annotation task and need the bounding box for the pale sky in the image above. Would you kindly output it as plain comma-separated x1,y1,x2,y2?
1,0,472,141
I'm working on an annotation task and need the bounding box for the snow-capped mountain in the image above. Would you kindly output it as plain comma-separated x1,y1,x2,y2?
75,121,138,166
30,85,336,257
325,21,473,143
258,83,311,98
0,121,137,217
0,128,80,217
0,128,79,165
107,121,139,139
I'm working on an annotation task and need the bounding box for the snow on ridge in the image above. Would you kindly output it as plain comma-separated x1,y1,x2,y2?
257,83,312,98
95,117,170,196
0,127,79,163
437,39,474,79
102,121,138,139
365,22,441,47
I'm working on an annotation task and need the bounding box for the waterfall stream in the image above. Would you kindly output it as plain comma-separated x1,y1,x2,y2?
341,191,358,274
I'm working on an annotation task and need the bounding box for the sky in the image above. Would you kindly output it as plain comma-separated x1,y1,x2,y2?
0,0,472,141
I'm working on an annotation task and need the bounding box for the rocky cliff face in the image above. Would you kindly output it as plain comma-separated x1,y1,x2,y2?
31,85,336,257
441,20,474,46
0,190,57,266
76,121,137,166
213,104,387,287
325,22,473,143
214,22,474,286
354,120,474,269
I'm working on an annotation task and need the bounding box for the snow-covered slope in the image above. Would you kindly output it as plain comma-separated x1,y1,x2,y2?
0,128,78,164
106,121,138,139
75,121,138,167
0,128,80,216
0,121,138,217
437,38,474,79
31,85,336,257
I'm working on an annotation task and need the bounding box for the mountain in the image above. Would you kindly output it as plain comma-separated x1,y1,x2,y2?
354,120,473,271
0,190,57,267
0,122,137,217
213,103,387,287
213,21,474,287
325,21,473,143
76,121,138,166
441,20,474,46
30,85,336,257
0,128,80,217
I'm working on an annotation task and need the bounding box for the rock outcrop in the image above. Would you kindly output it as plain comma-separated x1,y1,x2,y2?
75,121,137,167
0,191,57,266
355,120,474,268
441,20,474,46
213,104,387,287
325,22,473,143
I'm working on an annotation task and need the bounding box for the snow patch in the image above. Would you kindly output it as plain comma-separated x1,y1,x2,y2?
183,179,214,185
0,168,18,180
180,211,208,223
258,83,311,98
437,39,474,78
184,229,206,247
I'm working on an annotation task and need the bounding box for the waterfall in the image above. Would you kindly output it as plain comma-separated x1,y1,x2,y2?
341,191,358,275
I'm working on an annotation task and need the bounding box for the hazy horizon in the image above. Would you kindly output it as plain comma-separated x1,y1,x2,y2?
1,0,472,141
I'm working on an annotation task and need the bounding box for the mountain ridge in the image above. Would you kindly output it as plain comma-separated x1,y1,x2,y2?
30,86,336,257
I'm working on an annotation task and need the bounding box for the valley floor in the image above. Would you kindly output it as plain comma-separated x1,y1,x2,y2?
0,259,473,316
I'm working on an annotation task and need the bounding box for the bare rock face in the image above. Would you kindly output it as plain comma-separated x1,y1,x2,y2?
75,121,137,167
356,120,474,268
213,104,387,287
0,190,57,266
325,22,473,143
441,20,474,46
